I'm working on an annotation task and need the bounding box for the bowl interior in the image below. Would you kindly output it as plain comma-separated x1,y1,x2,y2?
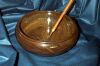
20,11,75,42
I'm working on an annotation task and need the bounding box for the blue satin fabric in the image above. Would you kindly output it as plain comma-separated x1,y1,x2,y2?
0,0,100,66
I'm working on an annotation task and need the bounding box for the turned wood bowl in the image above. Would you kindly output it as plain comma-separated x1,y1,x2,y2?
16,11,78,56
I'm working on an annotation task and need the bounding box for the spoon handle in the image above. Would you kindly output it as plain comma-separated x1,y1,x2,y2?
50,0,74,36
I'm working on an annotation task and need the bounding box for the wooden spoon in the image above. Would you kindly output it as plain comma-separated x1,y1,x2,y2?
49,0,74,37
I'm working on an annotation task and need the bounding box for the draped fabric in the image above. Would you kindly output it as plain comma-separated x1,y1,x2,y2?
0,0,100,66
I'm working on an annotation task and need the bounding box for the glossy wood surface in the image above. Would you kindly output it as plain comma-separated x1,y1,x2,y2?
16,11,78,56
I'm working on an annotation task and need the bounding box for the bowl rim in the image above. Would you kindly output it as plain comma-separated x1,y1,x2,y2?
16,11,78,44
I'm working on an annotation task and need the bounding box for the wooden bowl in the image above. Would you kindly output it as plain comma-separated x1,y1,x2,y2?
16,11,78,56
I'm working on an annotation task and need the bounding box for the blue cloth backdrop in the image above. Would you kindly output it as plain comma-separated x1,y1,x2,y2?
0,0,100,66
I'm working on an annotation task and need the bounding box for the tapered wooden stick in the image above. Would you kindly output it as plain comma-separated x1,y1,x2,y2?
50,0,74,36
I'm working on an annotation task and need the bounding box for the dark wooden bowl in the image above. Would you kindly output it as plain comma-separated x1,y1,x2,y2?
16,11,78,56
